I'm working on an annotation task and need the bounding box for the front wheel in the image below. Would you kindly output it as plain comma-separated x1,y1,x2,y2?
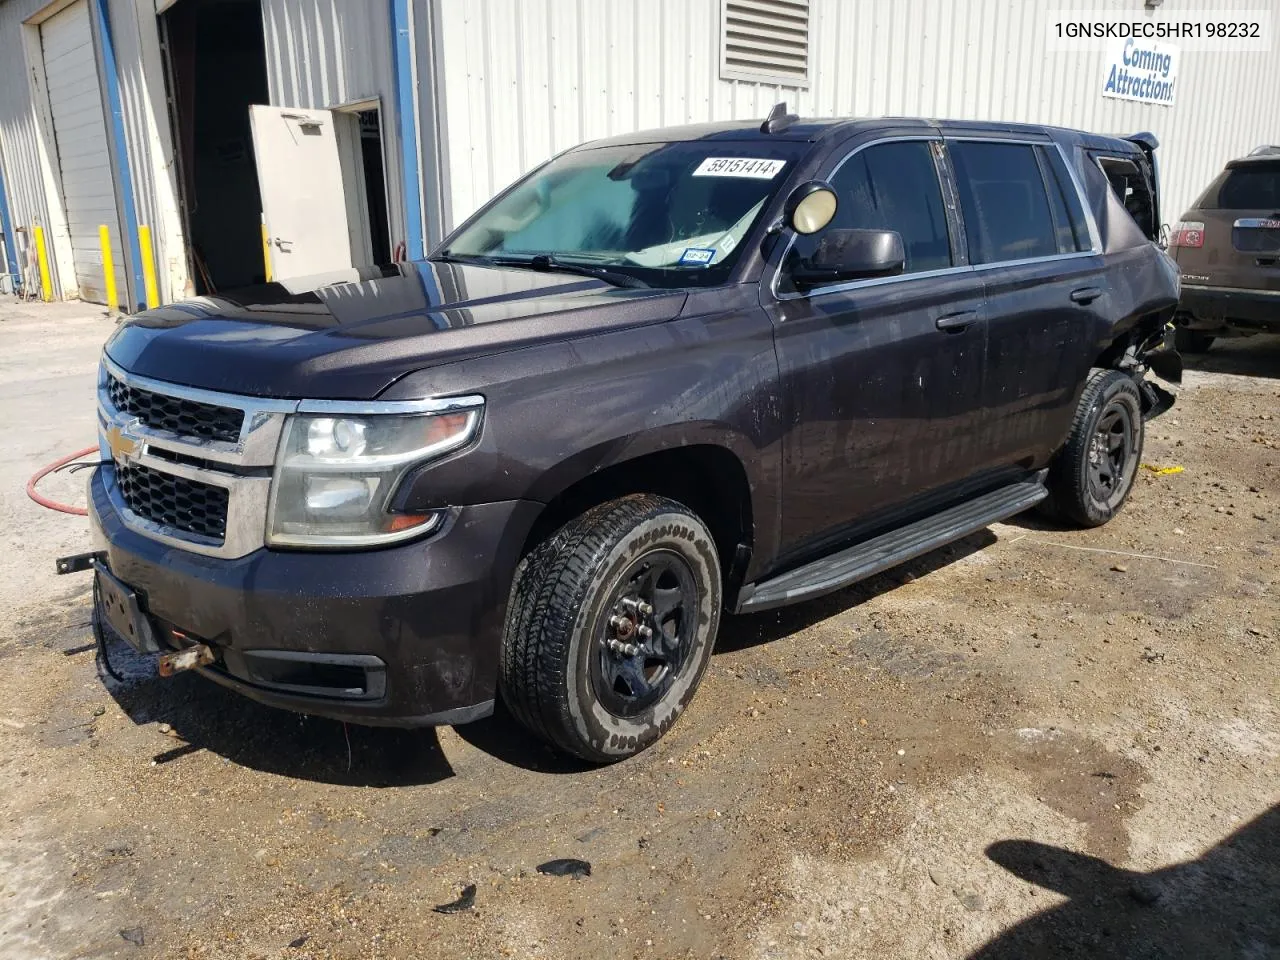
499,495,722,762
1045,369,1145,528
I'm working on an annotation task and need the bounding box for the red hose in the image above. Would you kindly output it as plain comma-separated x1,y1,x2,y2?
27,445,98,516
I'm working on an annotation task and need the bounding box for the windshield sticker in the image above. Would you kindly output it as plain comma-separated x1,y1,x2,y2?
692,157,786,179
678,247,717,266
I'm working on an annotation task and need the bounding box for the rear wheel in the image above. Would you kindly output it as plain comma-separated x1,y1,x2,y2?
1174,328,1215,354
1045,369,1144,528
499,495,721,762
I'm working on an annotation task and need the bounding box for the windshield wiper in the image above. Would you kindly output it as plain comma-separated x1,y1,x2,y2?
527,254,648,289
430,251,647,289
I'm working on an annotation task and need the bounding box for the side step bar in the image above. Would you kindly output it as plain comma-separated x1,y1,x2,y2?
736,477,1048,613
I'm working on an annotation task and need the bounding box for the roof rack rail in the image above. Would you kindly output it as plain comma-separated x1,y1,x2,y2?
1248,145,1280,156
760,101,799,135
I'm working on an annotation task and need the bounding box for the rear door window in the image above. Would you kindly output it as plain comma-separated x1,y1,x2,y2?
780,139,952,291
949,141,1059,264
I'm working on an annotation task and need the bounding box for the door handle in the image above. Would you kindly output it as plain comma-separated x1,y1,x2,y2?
936,310,979,332
1070,286,1103,305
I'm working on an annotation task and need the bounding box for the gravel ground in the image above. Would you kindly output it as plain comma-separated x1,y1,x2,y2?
0,298,1276,960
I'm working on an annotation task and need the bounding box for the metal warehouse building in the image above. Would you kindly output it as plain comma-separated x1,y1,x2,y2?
0,0,1277,309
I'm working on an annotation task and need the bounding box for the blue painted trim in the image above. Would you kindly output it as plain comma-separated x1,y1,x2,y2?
0,164,19,291
390,0,424,261
92,0,146,308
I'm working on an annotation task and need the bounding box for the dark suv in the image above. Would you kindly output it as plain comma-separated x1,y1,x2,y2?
1170,148,1280,352
82,111,1180,761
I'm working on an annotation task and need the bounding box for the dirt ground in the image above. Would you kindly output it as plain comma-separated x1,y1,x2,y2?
0,299,1276,960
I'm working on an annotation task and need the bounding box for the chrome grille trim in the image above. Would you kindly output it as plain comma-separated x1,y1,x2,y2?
106,373,245,443
98,357,294,559
96,356,484,560
99,355,295,468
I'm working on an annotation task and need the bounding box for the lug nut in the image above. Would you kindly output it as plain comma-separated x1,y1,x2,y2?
637,625,653,640
621,597,654,616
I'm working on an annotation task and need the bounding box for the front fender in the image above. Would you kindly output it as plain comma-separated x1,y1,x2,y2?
385,300,784,563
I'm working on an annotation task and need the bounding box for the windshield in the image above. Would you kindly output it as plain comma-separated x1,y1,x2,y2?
438,140,807,288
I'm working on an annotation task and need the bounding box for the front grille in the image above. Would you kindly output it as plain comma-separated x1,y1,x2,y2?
107,373,244,443
116,463,229,542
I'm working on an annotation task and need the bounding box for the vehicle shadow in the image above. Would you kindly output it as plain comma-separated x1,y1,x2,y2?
100,635,455,787
451,699,601,775
456,531,998,771
1181,332,1280,380
970,804,1280,959
98,528,997,779
716,528,998,653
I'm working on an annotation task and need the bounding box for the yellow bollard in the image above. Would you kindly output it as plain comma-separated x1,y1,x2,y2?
260,216,273,283
99,224,119,313
138,224,159,308
33,224,52,302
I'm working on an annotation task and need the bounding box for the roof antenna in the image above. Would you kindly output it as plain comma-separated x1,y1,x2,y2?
760,101,798,135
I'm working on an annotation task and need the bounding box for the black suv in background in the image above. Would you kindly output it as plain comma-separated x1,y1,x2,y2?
83,110,1180,761
1170,149,1280,352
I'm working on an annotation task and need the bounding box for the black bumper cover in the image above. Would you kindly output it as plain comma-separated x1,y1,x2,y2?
89,469,539,727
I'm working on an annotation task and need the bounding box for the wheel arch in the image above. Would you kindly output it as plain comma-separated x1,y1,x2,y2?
522,436,758,599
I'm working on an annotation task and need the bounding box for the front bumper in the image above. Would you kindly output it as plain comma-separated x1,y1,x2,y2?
90,467,539,726
1177,285,1280,333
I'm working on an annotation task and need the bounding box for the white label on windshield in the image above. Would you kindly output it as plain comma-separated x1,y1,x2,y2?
692,157,786,179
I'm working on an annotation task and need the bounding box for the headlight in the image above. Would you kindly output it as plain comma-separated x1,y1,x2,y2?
266,398,483,548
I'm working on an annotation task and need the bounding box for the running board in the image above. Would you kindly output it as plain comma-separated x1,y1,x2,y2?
736,477,1048,613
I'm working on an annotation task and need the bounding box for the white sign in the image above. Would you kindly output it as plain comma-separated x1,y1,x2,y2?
1102,38,1180,106
692,157,786,179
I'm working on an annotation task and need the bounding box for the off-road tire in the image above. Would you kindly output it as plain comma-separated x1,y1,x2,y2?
499,495,722,762
1045,368,1145,528
1174,329,1215,354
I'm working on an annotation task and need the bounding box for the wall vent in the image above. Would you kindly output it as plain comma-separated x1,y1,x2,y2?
720,0,810,88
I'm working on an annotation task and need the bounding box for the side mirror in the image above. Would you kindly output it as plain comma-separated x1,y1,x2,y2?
789,228,905,290
784,181,839,235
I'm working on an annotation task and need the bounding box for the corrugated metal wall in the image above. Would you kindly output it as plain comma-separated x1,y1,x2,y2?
0,0,189,303
436,0,1280,228
260,0,408,255
0,0,408,304
111,0,189,302
0,0,67,297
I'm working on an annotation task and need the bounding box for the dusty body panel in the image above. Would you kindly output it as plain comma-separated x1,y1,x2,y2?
87,115,1180,727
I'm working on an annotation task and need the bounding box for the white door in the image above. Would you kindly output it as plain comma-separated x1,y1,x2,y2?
249,105,353,281
41,0,125,305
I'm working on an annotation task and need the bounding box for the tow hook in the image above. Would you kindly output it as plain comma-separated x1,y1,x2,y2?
158,644,216,677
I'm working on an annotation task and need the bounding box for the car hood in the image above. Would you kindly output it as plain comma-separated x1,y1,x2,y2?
104,260,688,399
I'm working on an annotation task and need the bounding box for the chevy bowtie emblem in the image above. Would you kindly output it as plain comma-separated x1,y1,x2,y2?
105,423,141,462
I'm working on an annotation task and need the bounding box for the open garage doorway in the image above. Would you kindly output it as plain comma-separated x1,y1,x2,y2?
160,0,394,292
161,0,268,294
